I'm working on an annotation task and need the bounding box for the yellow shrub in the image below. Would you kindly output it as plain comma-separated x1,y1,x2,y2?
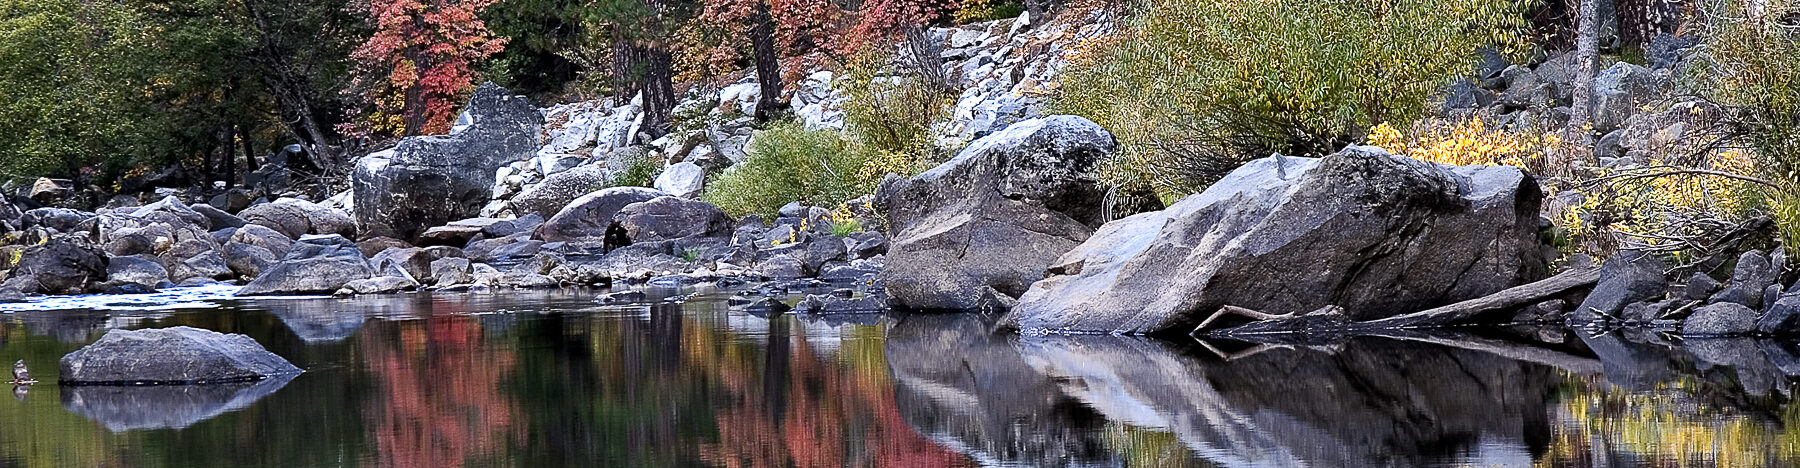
1366,118,1557,170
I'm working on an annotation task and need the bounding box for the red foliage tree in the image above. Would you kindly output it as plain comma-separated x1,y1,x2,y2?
348,0,508,137
837,0,956,55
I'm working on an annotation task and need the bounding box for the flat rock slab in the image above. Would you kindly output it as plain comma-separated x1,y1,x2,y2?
60,326,302,385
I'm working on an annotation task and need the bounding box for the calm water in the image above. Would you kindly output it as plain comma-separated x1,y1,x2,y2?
2,286,1799,467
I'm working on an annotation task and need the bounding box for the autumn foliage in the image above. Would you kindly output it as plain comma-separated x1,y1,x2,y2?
349,0,508,137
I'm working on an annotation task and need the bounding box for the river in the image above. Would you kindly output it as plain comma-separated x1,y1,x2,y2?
1,285,1797,467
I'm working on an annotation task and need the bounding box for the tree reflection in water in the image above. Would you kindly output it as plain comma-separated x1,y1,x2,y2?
3,290,1800,467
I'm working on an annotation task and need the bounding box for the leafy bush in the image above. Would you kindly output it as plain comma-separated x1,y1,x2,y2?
839,50,954,156
1702,0,1800,253
1366,118,1563,171
1054,0,1532,198
609,148,662,188
703,121,885,218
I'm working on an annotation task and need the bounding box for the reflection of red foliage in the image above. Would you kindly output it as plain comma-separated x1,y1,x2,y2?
364,315,520,468
702,324,974,467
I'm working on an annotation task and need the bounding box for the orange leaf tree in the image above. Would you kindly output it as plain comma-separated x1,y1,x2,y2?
348,0,508,137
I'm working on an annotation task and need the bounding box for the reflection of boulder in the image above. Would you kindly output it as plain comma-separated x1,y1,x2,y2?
265,302,368,343
887,314,1558,467
1578,333,1672,391
885,314,1116,466
1018,336,1556,467
15,310,112,343
62,373,296,432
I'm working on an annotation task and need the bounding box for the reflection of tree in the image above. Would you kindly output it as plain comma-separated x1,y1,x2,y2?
700,316,974,467
1541,373,1800,467
362,315,520,467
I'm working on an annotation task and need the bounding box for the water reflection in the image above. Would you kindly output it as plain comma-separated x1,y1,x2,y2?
0,290,1796,466
63,374,297,432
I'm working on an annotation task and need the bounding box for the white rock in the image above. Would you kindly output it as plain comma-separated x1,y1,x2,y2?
653,161,708,198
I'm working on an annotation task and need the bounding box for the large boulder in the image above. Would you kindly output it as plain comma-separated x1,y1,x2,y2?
234,234,374,296
875,116,1111,310
1591,62,1667,133
1006,146,1549,334
533,187,664,243
353,83,543,240
509,164,611,219
59,326,301,384
614,196,733,242
0,237,107,295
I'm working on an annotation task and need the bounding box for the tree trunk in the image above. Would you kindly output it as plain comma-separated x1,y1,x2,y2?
223,123,238,189
751,0,784,122
1564,0,1601,172
637,45,676,139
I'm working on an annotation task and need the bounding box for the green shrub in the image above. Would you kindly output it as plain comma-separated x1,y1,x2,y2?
1702,0,1800,254
839,50,954,156
609,148,661,188
703,121,885,218
1054,0,1532,199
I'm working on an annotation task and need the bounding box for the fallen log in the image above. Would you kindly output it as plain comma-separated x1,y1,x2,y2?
1358,261,1602,329
1197,260,1602,337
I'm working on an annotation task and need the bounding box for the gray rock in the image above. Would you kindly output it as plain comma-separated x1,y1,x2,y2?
509,164,611,218
1008,146,1548,334
209,189,253,213
190,203,245,229
59,326,301,384
339,276,417,295
429,257,473,287
228,223,293,257
419,217,505,247
131,197,211,231
20,207,94,233
353,83,543,240
1571,250,1668,323
876,116,1112,311
614,196,733,242
105,255,169,289
168,251,232,283
758,254,807,280
235,235,374,296
222,242,278,280
533,187,664,243
794,293,887,313
1685,272,1721,300
652,161,707,198
1683,302,1758,336
0,237,106,295
238,202,312,239
369,247,434,284
29,177,72,206
1591,62,1666,133
1756,294,1800,335
1711,250,1777,309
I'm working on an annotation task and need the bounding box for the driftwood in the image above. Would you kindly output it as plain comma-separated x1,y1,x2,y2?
1196,261,1603,337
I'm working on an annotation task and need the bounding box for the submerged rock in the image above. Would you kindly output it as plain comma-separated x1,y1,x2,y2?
353,83,543,240
875,115,1111,310
1008,146,1548,334
59,326,301,384
235,235,373,296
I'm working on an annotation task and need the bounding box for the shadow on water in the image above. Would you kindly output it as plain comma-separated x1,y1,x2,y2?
2,288,1800,466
